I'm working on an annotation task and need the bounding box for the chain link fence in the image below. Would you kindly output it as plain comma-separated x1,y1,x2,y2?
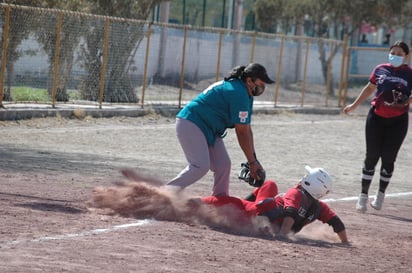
0,4,367,110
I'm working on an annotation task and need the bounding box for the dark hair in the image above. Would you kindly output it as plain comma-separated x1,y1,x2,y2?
223,63,275,84
224,65,246,81
390,41,410,55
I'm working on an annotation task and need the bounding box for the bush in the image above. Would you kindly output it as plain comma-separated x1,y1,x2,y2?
11,87,50,102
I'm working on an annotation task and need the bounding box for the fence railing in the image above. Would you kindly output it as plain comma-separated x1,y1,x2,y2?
0,4,392,111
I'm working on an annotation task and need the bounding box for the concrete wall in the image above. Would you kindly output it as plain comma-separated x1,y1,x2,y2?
12,28,392,89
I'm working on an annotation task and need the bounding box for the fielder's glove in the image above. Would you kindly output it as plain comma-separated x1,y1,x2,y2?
393,89,409,104
385,89,410,107
238,162,266,187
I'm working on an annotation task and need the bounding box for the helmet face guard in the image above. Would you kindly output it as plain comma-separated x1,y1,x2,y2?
238,162,265,187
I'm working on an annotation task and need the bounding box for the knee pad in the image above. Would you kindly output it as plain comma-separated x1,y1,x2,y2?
380,168,393,180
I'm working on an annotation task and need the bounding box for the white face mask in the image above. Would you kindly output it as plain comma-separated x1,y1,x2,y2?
388,54,404,67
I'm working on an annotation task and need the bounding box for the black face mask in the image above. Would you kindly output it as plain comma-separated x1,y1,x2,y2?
252,84,265,96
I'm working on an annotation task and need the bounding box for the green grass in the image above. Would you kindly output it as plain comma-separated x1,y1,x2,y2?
11,86,50,102
9,87,81,102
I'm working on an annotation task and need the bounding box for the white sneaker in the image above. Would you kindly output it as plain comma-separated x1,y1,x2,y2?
371,191,385,210
356,193,368,213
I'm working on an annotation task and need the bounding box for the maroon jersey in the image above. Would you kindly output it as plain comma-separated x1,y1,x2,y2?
275,186,337,232
370,63,412,118
202,181,337,233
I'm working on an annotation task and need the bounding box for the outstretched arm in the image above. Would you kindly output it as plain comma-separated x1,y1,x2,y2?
235,123,264,180
327,215,349,243
343,82,376,114
337,229,349,243
278,216,295,236
235,123,255,162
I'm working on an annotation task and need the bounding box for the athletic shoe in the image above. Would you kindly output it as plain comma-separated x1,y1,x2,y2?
370,191,385,210
356,193,368,213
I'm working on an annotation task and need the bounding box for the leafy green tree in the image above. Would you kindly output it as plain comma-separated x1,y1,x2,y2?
78,0,163,102
254,0,411,96
254,0,284,33
169,0,229,27
1,0,90,101
2,0,163,103
0,0,45,101
35,11,87,101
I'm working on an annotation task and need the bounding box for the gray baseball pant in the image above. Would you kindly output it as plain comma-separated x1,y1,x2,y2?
167,118,231,196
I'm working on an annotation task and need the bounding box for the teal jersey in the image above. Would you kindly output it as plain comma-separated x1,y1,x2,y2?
177,79,253,145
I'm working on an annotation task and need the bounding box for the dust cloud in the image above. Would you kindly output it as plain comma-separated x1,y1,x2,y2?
90,169,270,237
90,169,337,243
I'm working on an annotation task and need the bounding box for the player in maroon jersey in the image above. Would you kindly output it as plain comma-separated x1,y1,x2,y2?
343,41,412,213
201,166,349,243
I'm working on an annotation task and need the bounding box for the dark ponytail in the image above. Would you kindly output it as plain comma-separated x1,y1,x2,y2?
224,65,246,81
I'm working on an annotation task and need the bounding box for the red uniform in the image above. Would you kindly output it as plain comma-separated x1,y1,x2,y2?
201,180,338,233
369,63,412,118
201,179,278,217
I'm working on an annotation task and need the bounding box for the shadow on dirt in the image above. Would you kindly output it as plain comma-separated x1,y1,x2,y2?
16,202,84,214
207,225,344,248
0,191,72,203
0,191,85,214
371,213,412,223
0,145,127,175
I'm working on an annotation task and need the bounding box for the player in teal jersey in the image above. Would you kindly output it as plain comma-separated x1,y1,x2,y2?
167,63,275,196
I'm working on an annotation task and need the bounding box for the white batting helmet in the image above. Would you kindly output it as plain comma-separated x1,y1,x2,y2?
301,165,332,199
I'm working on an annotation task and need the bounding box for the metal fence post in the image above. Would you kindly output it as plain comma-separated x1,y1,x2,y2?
338,34,348,107
98,18,110,109
342,47,352,107
274,34,284,107
0,5,11,108
215,30,223,82
325,40,333,107
300,38,310,107
250,31,257,63
178,26,188,109
51,12,63,108
141,23,152,108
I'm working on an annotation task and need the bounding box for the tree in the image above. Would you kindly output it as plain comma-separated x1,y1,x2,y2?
255,0,343,95
40,1,90,101
254,0,284,33
2,0,164,103
78,0,164,102
168,0,229,27
254,0,412,96
0,0,46,101
35,12,87,101
1,0,91,102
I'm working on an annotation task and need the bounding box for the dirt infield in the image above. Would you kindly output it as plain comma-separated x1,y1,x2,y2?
0,110,411,273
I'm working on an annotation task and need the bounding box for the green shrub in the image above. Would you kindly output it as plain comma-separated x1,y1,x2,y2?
67,89,81,100
11,87,50,102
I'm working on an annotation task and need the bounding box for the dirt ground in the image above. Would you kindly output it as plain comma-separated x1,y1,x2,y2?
0,109,411,273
